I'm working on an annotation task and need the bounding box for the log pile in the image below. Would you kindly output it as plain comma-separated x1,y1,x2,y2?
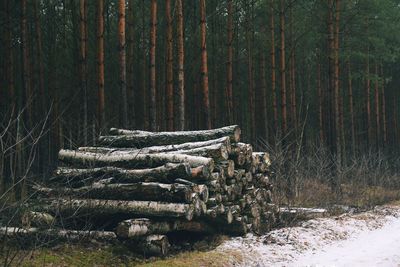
7,125,276,256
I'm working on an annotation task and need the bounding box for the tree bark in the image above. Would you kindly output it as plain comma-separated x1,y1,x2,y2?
260,51,269,141
21,0,32,126
97,0,106,129
176,0,185,130
149,0,158,131
21,211,55,228
226,0,234,124
374,62,380,148
317,52,324,143
270,0,278,135
6,0,15,112
0,227,117,244
380,64,387,146
366,19,372,147
127,0,135,127
279,0,287,136
33,0,45,111
166,0,174,131
53,163,192,184
58,149,215,173
116,218,214,238
118,0,128,127
79,0,88,144
101,125,241,147
347,60,356,155
289,5,297,132
246,0,255,141
34,182,197,203
200,0,211,129
333,0,342,164
40,198,195,221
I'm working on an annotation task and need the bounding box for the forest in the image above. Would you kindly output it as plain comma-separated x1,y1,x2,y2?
1,0,400,202
3,0,400,265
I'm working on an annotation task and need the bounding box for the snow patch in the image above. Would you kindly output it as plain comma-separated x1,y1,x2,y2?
216,206,400,266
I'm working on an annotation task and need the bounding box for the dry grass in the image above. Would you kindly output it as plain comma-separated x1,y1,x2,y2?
0,242,242,267
279,179,400,208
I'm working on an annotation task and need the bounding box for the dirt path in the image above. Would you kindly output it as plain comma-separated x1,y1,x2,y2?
216,205,400,267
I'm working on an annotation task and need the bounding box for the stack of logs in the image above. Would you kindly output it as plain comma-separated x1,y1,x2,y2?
4,125,276,256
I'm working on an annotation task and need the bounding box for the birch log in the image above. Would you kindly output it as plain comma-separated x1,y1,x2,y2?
99,125,241,147
116,218,214,238
0,227,117,243
40,199,195,221
33,183,197,203
52,163,191,184
58,150,214,175
80,136,231,154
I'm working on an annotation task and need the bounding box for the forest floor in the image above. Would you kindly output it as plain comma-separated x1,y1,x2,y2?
3,201,400,266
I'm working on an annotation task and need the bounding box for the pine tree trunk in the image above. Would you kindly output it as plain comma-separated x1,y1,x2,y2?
149,0,158,131
317,52,324,143
347,60,356,155
200,0,211,129
6,0,15,111
260,52,269,141
289,5,297,132
21,0,32,126
334,0,342,164
97,0,105,129
118,0,128,128
366,19,372,148
176,0,185,131
127,0,135,127
327,0,334,152
226,0,234,124
279,0,287,137
166,0,174,131
142,0,148,130
79,0,88,145
270,0,278,136
380,64,387,147
33,0,45,112
374,63,380,148
246,0,255,142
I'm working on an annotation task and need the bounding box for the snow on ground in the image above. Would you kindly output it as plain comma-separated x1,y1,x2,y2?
216,205,400,267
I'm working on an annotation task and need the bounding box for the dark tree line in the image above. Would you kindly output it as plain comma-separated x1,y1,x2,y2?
1,0,400,200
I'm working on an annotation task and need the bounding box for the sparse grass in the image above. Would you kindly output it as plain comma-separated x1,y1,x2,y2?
0,242,242,267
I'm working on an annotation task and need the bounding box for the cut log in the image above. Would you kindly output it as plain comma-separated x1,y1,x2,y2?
82,136,231,154
166,143,229,161
252,152,271,166
33,183,196,203
100,125,241,147
58,150,214,175
39,199,195,221
109,128,151,135
216,160,235,178
230,143,253,164
0,227,117,243
21,211,55,228
193,184,209,202
52,163,191,184
116,218,214,238
192,195,207,216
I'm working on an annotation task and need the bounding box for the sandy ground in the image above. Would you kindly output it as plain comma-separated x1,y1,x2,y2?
216,205,400,267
